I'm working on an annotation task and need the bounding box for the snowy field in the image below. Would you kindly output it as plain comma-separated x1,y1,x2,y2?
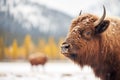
0,61,100,80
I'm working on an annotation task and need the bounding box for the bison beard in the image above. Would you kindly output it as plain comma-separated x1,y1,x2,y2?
61,6,120,80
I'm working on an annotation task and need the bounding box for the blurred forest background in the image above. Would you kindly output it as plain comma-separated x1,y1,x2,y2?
0,0,120,61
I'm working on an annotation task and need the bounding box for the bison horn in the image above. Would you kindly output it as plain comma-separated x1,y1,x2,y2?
79,10,82,16
94,5,106,27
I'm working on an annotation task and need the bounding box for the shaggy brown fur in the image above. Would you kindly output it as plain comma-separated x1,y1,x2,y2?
61,12,120,80
28,53,48,66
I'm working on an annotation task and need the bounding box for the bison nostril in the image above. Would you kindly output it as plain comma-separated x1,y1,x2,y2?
61,43,70,49
65,44,70,48
61,43,70,53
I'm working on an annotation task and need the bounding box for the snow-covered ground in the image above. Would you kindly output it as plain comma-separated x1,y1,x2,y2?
0,61,100,80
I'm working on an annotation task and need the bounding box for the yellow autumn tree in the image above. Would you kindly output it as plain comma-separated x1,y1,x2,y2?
23,34,35,59
17,46,26,59
44,43,51,58
58,38,66,59
38,38,46,53
4,47,10,59
0,37,4,60
47,37,58,59
11,39,18,59
41,37,65,60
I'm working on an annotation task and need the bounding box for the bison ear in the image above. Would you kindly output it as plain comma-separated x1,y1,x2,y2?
95,20,110,34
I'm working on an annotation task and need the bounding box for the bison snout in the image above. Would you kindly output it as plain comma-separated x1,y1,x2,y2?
61,43,70,54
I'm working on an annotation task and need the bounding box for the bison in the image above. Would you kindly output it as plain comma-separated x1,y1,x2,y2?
28,52,48,71
61,6,120,80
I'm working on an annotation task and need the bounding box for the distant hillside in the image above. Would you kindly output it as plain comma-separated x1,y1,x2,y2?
0,0,73,46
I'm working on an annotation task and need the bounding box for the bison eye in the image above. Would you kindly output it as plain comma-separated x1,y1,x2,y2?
82,29,93,40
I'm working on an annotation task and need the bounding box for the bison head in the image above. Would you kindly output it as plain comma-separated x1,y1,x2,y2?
61,6,110,65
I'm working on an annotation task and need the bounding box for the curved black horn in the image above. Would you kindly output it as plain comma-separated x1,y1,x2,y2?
79,10,82,16
94,5,106,27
